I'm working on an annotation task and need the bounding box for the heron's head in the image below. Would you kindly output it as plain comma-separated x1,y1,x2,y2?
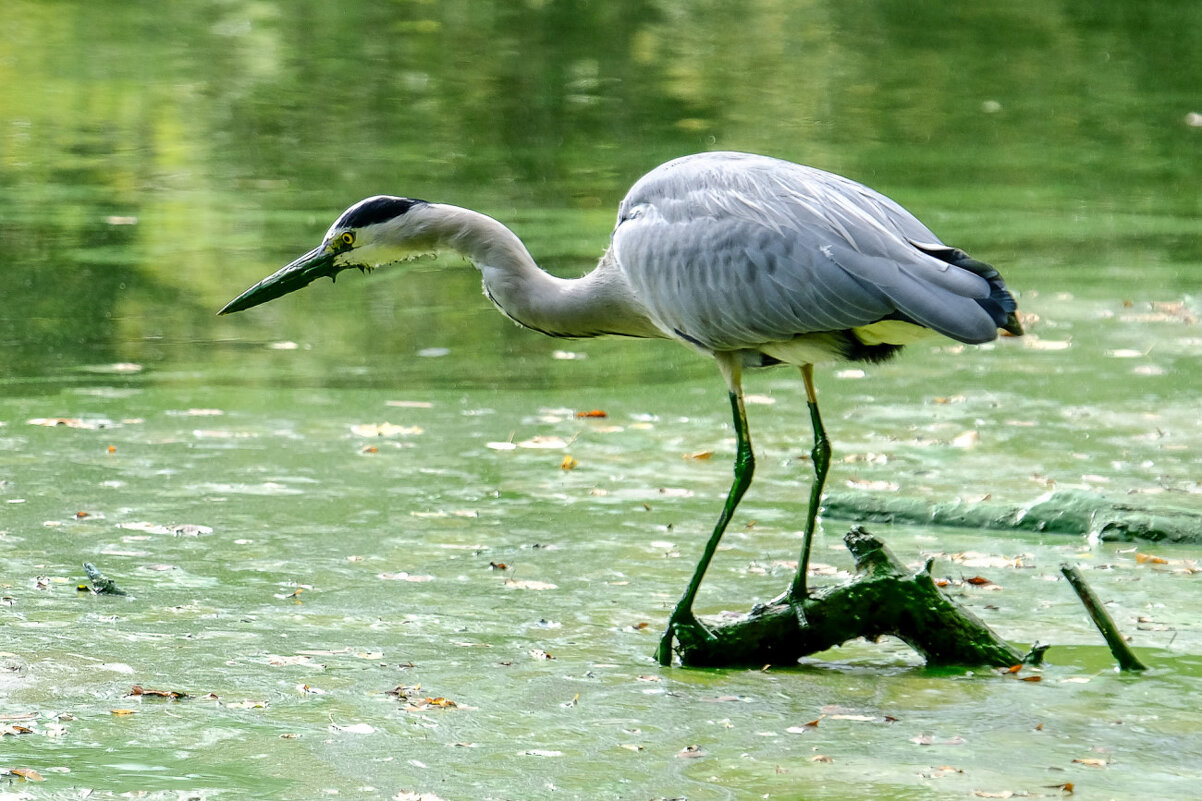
218,195,435,315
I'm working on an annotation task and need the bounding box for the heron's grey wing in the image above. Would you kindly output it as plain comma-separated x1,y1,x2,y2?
611,152,1003,351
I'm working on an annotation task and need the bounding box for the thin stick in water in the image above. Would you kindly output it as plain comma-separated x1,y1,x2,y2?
1060,564,1147,672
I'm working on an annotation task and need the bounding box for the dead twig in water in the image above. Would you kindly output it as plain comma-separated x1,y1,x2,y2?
1060,564,1147,672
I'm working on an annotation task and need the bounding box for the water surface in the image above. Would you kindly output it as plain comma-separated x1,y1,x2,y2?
2,2,1201,799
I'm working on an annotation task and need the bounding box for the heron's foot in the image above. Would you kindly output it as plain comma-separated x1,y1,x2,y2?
781,583,814,628
654,609,717,666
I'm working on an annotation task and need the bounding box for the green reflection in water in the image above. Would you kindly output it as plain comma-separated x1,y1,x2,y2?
2,1,1202,799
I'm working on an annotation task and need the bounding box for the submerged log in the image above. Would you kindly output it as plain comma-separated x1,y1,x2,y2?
822,489,1202,544
674,527,1025,668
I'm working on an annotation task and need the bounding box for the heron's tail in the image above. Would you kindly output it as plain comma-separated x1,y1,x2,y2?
915,244,1023,336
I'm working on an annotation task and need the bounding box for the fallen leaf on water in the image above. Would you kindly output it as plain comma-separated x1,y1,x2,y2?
28,417,103,429
1,725,34,736
1043,782,1074,793
1072,757,1107,768
1136,552,1168,565
560,454,579,470
488,562,508,570
845,477,899,491
7,768,44,782
128,685,186,700
351,423,423,438
1024,336,1072,351
575,409,607,418
110,709,136,716
505,579,557,591
952,430,980,448
378,572,435,583
964,576,996,586
683,450,714,460
910,734,965,746
516,435,569,449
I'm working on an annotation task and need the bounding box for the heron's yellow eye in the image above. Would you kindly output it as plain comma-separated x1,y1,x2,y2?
340,232,355,247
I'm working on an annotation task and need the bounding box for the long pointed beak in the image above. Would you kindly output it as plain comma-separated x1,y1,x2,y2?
218,246,340,315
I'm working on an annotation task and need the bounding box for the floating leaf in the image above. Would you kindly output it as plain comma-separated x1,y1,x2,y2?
560,454,579,470
575,409,607,418
951,430,980,448
378,572,435,583
351,422,423,438
128,685,186,700
683,450,714,460
28,417,104,429
516,435,568,449
505,579,558,591
1072,757,1107,768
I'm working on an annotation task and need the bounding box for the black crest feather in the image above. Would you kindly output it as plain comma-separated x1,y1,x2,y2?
335,196,427,230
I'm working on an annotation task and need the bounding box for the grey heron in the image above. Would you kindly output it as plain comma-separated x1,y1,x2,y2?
220,151,1022,666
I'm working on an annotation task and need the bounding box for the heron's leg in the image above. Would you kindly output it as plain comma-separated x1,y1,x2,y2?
788,364,831,602
656,356,754,665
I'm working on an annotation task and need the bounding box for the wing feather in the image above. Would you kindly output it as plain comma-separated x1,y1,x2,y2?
611,152,1007,351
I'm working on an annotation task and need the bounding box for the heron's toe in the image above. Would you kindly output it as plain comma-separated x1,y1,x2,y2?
656,611,718,665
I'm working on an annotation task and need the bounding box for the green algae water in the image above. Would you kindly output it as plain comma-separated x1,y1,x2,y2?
3,1,1201,798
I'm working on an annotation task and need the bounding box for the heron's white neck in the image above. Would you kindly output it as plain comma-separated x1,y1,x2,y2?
427,204,661,339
